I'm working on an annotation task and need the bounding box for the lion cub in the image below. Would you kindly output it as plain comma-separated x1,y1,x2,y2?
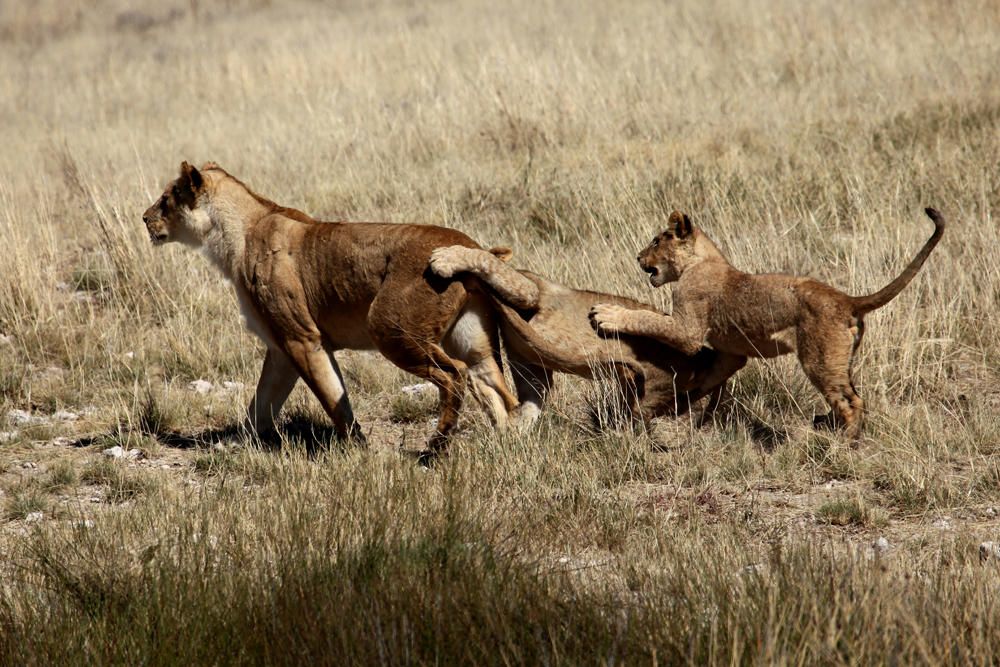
143,162,519,453
590,208,946,438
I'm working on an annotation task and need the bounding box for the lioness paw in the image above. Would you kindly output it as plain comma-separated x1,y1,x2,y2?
428,246,469,278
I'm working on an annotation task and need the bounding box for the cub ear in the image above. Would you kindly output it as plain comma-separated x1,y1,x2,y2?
489,246,514,263
178,161,203,191
201,161,221,171
665,211,693,239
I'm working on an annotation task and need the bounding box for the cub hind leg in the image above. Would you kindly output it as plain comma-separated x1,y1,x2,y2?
798,320,865,439
429,245,540,309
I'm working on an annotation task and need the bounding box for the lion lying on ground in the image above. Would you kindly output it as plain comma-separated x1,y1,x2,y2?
143,162,519,452
429,245,746,427
590,208,946,438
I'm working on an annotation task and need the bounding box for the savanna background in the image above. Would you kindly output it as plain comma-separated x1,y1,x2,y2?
1,0,1000,663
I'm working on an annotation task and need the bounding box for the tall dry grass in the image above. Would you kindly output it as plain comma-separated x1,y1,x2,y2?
2,0,1000,663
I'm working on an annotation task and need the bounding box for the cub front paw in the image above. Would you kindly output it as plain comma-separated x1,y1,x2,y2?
589,304,626,335
428,246,468,278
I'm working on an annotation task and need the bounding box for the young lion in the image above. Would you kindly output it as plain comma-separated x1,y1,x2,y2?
429,245,746,426
142,162,519,453
589,208,946,438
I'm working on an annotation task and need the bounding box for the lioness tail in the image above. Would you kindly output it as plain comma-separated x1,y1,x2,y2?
850,208,946,316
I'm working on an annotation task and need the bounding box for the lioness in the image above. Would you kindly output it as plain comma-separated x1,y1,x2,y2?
142,162,519,452
429,245,747,426
590,208,946,438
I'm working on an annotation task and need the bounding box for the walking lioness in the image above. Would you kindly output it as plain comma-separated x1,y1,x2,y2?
590,208,946,438
429,245,746,426
142,162,518,452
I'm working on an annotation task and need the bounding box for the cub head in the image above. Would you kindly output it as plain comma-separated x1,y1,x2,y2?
142,161,216,248
637,211,695,286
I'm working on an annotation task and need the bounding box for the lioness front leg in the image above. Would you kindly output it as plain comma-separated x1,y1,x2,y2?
589,304,704,356
245,347,300,434
283,339,366,445
429,245,540,309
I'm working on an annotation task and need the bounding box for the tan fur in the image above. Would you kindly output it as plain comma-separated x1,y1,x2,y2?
143,162,519,452
590,208,947,438
429,245,746,425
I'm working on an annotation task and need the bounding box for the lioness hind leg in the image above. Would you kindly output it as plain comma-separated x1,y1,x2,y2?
442,296,519,427
381,340,469,452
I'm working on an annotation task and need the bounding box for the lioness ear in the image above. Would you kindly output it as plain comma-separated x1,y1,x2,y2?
489,246,514,263
179,161,203,191
665,211,693,239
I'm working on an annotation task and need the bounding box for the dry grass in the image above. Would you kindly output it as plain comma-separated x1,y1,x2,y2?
2,0,1000,663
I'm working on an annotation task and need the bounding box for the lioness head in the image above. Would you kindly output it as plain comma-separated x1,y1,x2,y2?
142,161,217,248
637,211,695,286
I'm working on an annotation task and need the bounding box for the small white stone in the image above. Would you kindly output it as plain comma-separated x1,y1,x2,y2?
124,351,135,359
21,461,37,469
736,564,768,578
161,465,171,470
221,381,244,393
873,536,890,553
0,431,20,443
52,410,80,422
71,520,94,529
401,382,436,398
188,379,214,395
103,446,140,460
987,507,997,518
0,333,11,346
980,542,1000,563
8,409,35,425
24,512,43,523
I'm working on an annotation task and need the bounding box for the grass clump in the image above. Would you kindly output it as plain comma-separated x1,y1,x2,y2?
817,497,887,528
42,459,78,492
81,458,155,503
3,480,51,521
388,391,437,423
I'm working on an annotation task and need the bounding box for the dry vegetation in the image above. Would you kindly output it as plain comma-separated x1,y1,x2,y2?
1,0,1000,663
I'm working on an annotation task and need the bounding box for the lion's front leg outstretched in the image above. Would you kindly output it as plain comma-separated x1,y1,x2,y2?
589,304,705,356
